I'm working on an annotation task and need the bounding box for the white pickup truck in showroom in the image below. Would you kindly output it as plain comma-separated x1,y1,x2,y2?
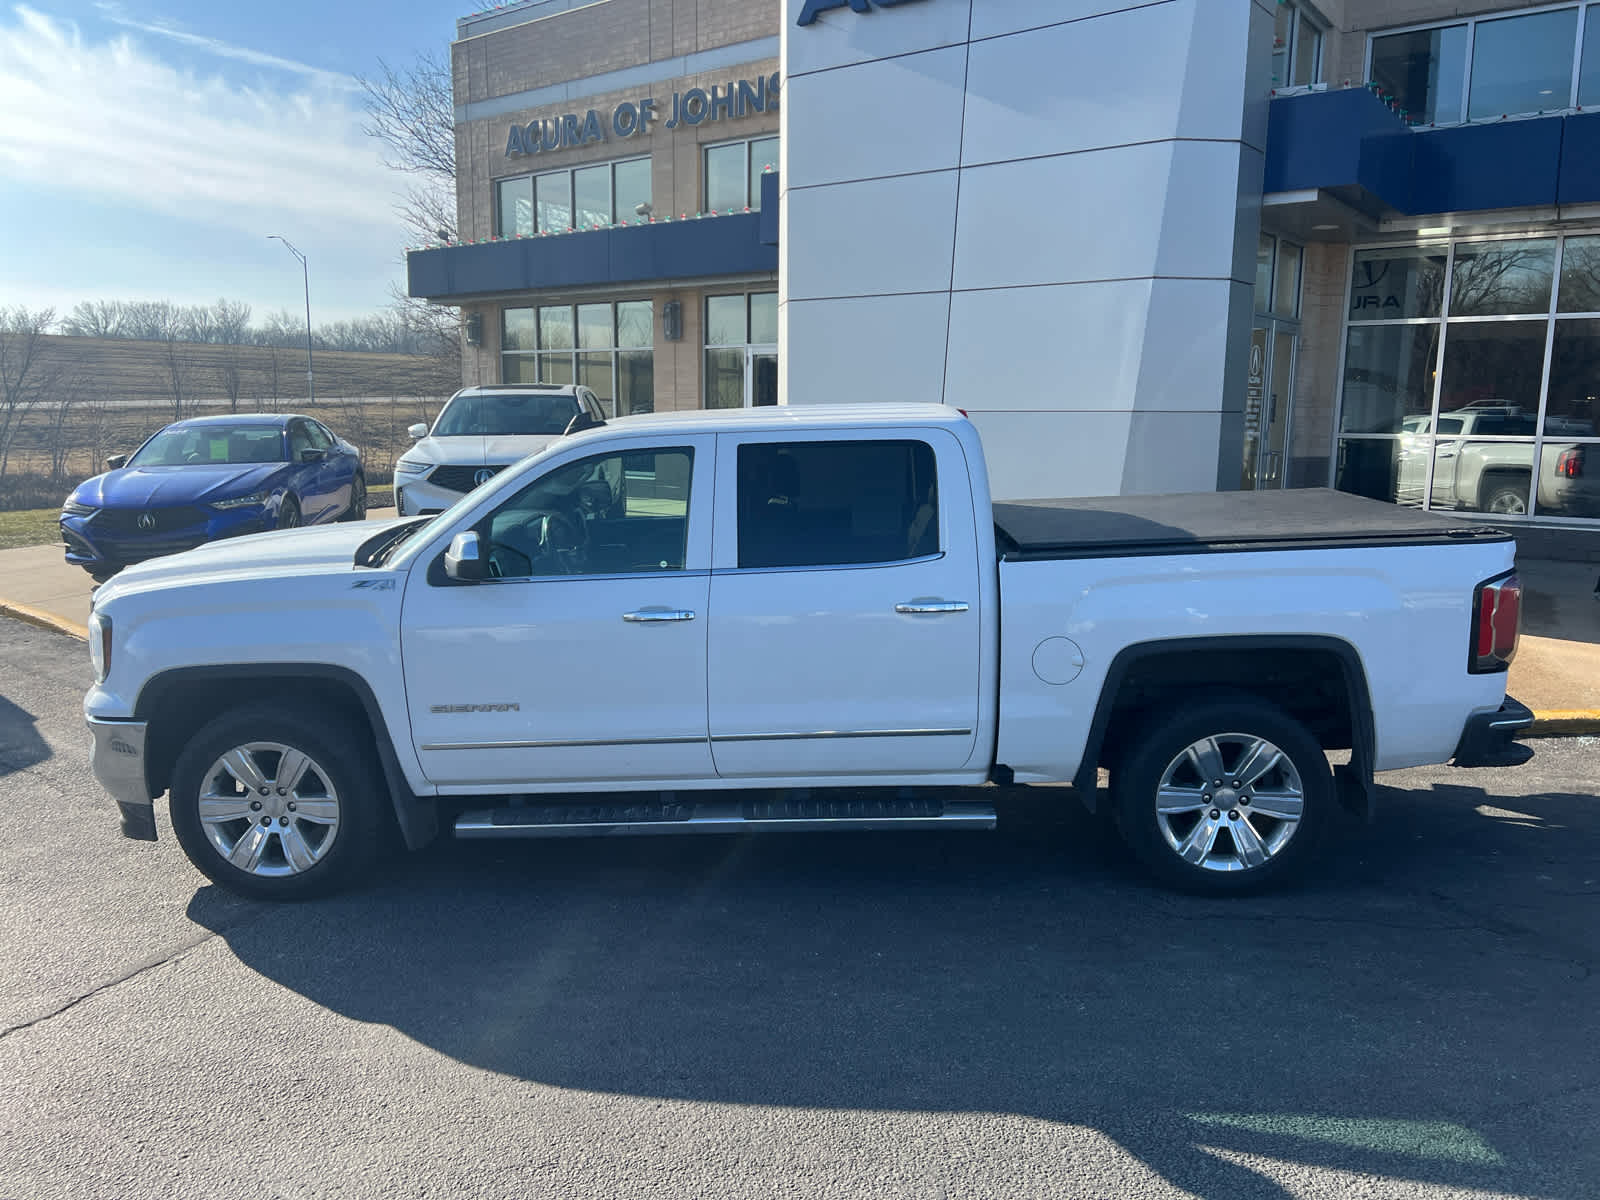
83,405,1531,900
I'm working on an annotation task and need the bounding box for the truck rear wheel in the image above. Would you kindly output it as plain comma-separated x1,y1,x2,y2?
1111,697,1332,894
169,705,381,900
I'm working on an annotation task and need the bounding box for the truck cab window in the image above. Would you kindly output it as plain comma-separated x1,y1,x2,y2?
479,447,693,578
736,440,938,569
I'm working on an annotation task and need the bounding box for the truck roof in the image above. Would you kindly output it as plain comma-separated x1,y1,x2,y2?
583,403,968,438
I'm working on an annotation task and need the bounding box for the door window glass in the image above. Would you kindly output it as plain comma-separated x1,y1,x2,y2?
305,422,333,451
735,440,939,569
481,447,693,578
288,422,313,459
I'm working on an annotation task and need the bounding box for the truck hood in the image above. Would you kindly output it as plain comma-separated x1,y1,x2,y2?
70,463,289,509
408,433,560,468
93,519,411,602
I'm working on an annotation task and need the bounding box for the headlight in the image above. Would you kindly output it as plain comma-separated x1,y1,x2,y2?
211,491,269,510
62,499,96,517
88,611,111,682
394,458,431,476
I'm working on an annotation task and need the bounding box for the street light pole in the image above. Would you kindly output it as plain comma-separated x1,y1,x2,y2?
268,235,315,405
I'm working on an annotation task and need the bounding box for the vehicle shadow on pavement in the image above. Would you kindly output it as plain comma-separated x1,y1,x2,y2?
189,782,1599,1200
0,693,51,777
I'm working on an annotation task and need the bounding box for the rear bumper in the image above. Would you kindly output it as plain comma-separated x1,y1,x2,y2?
88,717,157,841
1452,696,1535,767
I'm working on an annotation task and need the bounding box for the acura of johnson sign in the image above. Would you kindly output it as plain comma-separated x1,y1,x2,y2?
506,74,779,157
797,0,930,25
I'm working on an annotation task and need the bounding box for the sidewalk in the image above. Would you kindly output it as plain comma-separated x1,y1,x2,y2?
1,519,1596,731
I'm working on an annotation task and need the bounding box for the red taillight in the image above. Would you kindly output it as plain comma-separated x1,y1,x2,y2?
1470,571,1520,673
1555,446,1585,478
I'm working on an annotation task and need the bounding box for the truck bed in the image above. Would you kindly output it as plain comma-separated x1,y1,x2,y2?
993,488,1515,561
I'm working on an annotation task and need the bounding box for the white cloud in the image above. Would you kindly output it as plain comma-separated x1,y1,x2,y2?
0,6,410,241
93,1,360,90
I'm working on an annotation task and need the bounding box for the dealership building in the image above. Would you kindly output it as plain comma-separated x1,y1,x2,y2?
409,0,1600,525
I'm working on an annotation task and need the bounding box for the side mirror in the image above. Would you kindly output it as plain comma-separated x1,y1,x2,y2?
408,423,428,439
106,454,127,471
299,448,326,463
444,531,486,582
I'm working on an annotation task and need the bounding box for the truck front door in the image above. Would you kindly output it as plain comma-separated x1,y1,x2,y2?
706,429,984,780
401,436,715,788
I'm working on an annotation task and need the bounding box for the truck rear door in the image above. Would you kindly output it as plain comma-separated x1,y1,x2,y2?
705,427,983,779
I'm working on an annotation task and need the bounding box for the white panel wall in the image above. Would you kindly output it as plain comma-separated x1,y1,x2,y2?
779,0,1272,500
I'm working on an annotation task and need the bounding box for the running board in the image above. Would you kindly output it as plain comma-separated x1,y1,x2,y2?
453,792,997,839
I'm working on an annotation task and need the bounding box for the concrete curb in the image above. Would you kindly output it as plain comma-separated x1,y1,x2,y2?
1527,710,1600,736
0,600,88,642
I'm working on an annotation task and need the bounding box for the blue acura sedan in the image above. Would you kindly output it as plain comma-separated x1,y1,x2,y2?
61,414,365,580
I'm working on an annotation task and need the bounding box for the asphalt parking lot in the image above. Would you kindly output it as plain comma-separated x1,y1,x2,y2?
2,616,1597,1200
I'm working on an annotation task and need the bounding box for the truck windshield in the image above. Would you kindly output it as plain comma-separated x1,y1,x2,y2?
128,425,285,467
432,393,580,437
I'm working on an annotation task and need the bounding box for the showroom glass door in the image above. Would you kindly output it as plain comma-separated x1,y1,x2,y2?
1242,236,1302,489
749,350,778,407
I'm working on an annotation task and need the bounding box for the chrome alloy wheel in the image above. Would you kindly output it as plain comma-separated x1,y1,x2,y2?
1153,733,1304,873
197,742,341,876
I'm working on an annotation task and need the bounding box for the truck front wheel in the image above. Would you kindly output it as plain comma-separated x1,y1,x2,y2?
169,705,382,900
1112,698,1333,894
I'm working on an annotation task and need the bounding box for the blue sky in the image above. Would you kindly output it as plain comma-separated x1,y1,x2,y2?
0,1,463,325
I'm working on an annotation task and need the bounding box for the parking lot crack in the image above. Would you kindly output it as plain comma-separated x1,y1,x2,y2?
0,921,243,1041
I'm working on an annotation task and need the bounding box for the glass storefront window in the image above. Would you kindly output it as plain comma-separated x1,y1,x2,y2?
750,292,778,345
1370,25,1467,125
572,164,611,228
1350,246,1448,319
1336,232,1600,521
536,172,571,234
1558,235,1600,311
1271,1,1323,91
705,136,780,212
496,177,533,238
614,158,652,224
1545,318,1600,434
1582,4,1600,106
1449,239,1557,316
537,305,573,351
706,295,747,346
577,303,612,350
1255,236,1273,312
1438,322,1547,420
502,308,536,352
1273,242,1302,319
1467,8,1579,120
503,302,655,416
492,157,650,236
1340,324,1441,434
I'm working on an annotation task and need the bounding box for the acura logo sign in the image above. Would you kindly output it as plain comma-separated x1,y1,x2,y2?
136,512,156,531
473,468,495,487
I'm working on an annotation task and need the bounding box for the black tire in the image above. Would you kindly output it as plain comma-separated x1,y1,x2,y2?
1111,696,1333,895
340,474,367,522
277,495,301,529
1478,475,1530,516
88,567,118,585
169,705,383,900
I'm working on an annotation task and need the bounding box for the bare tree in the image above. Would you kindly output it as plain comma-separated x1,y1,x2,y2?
60,299,128,339
212,298,253,412
357,50,462,375
0,306,57,479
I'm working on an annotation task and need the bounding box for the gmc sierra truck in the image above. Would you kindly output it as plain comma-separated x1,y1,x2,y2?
83,405,1531,899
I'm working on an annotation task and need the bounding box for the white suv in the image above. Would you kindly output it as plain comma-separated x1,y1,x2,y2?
394,384,607,515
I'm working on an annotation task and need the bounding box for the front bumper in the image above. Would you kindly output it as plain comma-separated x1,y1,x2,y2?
62,510,268,571
88,717,157,841
395,477,466,516
1452,695,1536,767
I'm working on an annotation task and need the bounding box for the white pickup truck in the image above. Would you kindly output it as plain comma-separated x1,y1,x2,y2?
84,405,1531,899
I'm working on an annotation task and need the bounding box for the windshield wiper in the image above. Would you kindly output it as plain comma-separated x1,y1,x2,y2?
365,519,428,567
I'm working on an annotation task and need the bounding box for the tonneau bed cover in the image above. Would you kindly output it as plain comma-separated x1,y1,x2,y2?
994,488,1514,560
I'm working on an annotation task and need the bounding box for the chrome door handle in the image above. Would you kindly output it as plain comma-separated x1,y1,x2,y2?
895,601,970,614
623,609,696,623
